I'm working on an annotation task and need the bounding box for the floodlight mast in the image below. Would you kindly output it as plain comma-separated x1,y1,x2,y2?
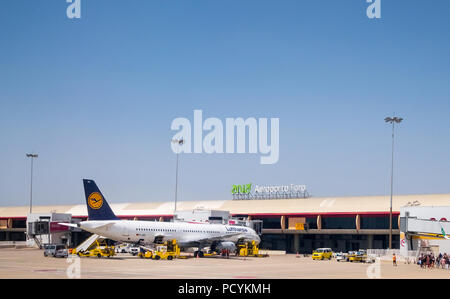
384,116,403,249
171,139,184,215
26,153,38,213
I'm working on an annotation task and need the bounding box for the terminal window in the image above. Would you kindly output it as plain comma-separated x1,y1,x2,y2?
360,216,398,230
321,217,356,230
260,217,282,229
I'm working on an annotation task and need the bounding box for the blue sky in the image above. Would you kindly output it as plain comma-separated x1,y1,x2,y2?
0,0,449,206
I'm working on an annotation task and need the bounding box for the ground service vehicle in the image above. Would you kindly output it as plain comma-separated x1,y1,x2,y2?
44,244,68,258
348,250,367,263
138,248,154,259
154,240,180,260
138,240,180,260
115,244,131,253
74,239,115,258
237,241,264,257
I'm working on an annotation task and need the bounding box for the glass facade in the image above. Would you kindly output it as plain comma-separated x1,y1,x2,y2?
12,219,26,228
0,231,26,241
259,217,282,229
360,215,399,229
321,217,355,229
261,233,400,253
305,217,317,229
257,214,401,253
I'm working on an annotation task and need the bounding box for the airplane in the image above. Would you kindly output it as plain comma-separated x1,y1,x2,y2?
61,179,261,257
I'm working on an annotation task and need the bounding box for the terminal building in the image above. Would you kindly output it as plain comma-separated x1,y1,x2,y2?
1,193,450,253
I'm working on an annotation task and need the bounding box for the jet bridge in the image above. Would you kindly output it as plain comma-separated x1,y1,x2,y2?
401,217,450,237
400,206,450,256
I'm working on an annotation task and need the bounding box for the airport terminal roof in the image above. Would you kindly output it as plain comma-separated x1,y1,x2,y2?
1,193,450,218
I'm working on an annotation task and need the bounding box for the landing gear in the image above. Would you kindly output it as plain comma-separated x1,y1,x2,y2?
194,251,204,258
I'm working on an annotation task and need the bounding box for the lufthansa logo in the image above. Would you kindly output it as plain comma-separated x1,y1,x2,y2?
88,192,103,210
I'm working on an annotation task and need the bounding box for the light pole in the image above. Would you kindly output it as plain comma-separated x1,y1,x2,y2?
171,138,184,215
26,153,38,214
384,116,403,249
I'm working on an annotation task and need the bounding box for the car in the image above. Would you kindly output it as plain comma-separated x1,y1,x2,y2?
365,254,376,263
43,244,56,257
54,246,69,258
130,246,139,256
346,251,356,261
115,244,131,253
312,248,333,260
44,244,68,258
348,250,367,263
335,252,347,262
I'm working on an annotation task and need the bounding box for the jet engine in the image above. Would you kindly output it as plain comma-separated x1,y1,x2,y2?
213,241,236,252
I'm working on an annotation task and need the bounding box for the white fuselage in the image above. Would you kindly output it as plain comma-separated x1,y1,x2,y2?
79,220,260,248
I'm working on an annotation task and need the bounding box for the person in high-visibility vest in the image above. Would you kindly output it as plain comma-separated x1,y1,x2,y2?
392,253,397,266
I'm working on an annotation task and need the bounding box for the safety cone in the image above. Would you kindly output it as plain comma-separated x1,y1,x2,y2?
296,252,299,258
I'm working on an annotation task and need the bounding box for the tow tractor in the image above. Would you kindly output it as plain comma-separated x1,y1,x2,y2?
237,241,265,257
138,247,154,259
138,240,180,260
347,249,374,263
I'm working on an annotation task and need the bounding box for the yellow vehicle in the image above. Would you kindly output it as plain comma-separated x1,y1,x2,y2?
312,248,333,260
237,241,262,257
348,250,367,263
74,239,115,258
138,249,154,259
139,240,180,260
349,255,365,262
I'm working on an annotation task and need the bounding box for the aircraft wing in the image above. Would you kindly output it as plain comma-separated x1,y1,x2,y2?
58,223,79,228
59,222,115,231
413,232,450,240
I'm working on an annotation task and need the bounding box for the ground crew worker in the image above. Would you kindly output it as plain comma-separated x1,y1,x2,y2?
393,253,397,266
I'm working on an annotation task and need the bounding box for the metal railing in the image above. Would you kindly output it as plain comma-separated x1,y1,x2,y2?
367,249,418,263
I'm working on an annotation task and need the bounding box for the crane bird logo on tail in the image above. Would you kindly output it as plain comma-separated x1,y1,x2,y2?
88,192,103,210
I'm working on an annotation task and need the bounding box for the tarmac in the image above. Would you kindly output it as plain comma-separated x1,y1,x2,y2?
1,248,449,279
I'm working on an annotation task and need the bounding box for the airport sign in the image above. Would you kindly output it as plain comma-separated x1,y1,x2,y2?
232,183,309,200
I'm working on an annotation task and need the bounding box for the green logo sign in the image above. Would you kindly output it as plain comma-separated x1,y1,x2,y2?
231,183,252,194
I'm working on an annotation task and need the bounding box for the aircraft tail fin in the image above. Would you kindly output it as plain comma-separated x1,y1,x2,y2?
441,224,450,240
83,179,119,221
